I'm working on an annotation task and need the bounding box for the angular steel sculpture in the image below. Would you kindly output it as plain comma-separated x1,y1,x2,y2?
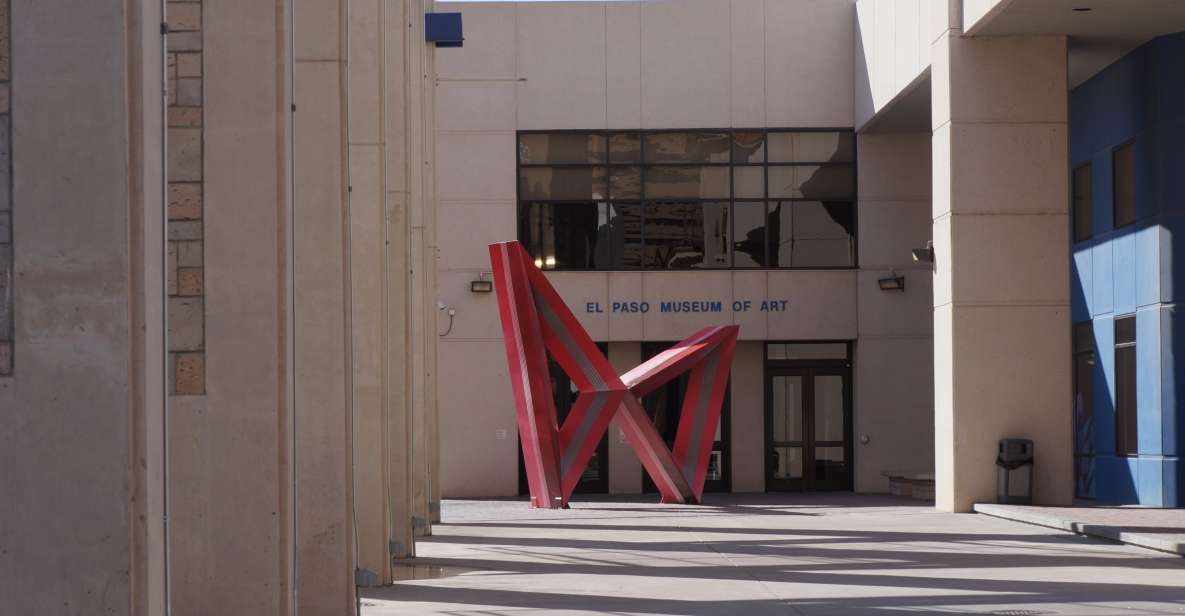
489,241,739,508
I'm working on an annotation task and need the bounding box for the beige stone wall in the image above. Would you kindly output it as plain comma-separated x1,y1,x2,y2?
854,133,934,493
167,0,206,395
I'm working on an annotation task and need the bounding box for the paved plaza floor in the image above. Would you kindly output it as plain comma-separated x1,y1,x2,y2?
361,494,1185,615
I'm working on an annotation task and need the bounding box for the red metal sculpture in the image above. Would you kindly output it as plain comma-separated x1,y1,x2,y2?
489,241,739,508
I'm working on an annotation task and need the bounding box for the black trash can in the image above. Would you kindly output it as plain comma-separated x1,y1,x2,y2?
996,438,1034,505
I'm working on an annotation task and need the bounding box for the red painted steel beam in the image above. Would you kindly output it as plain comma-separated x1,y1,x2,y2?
490,241,739,507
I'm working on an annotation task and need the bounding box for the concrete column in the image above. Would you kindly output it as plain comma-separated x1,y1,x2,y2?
931,20,1073,510
384,0,438,558
168,1,297,614
292,0,355,610
1,1,166,614
608,342,643,494
731,341,765,493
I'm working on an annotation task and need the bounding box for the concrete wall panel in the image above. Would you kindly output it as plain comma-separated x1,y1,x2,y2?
438,340,519,497
437,132,517,202
605,1,642,129
640,0,730,128
516,2,607,129
765,0,854,128
730,341,764,492
435,3,516,80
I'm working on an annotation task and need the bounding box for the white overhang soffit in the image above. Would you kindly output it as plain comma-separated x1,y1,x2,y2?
964,0,1185,87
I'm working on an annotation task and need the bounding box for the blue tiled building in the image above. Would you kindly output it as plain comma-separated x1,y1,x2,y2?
1070,32,1185,506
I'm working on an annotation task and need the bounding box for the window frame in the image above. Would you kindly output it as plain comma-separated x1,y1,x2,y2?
516,128,858,272
1113,315,1138,457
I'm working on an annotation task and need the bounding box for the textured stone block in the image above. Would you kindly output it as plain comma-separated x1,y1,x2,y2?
176,53,201,78
168,182,201,219
167,53,176,79
0,242,9,336
167,77,177,106
167,242,178,295
0,211,8,237
168,31,202,53
168,220,202,241
0,341,10,375
173,352,205,395
0,83,11,114
0,0,9,82
175,78,201,106
167,127,201,181
168,107,201,128
177,241,203,268
169,2,201,32
178,267,203,296
168,297,204,351
0,116,9,211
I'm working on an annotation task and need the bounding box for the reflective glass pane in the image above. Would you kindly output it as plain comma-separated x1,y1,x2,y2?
732,131,766,163
733,166,764,198
519,167,608,200
611,166,642,199
1113,143,1135,227
644,131,731,163
773,446,803,479
610,133,641,163
766,343,848,360
814,375,844,442
518,202,642,269
645,165,730,199
1073,321,1094,353
770,375,803,442
706,450,723,481
643,202,730,269
768,131,854,163
768,165,854,199
769,201,854,267
519,133,606,164
732,202,766,267
814,446,847,483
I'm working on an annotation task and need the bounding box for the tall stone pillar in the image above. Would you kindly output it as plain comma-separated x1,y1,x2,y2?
0,1,166,614
931,15,1074,511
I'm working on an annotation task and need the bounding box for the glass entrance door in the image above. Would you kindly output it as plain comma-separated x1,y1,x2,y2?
765,367,851,491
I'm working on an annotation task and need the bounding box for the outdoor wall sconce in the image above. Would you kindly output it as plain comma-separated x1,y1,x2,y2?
470,273,493,293
911,240,935,264
878,274,905,292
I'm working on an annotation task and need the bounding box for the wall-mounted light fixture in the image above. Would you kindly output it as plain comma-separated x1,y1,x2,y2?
470,272,493,293
911,240,934,264
878,273,906,292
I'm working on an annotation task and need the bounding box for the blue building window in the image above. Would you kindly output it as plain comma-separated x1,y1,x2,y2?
1112,142,1136,229
1072,164,1092,242
1114,316,1137,456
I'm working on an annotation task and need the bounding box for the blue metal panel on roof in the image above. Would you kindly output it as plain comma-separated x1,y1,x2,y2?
1113,233,1136,316
1165,457,1182,507
1161,306,1179,458
1137,308,1163,455
1138,457,1164,506
1071,32,1185,506
1093,316,1116,456
1135,224,1161,308
425,12,463,47
1072,247,1092,322
1092,241,1114,316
